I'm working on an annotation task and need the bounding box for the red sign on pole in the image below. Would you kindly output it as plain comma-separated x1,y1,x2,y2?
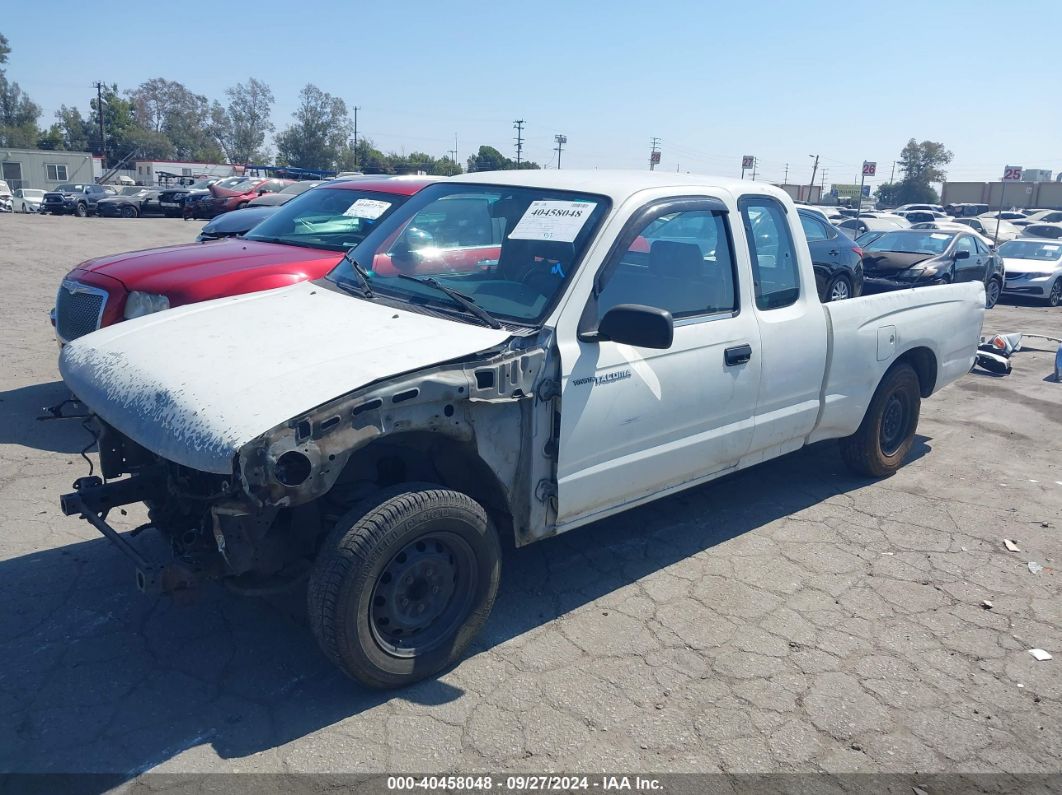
862,161,877,177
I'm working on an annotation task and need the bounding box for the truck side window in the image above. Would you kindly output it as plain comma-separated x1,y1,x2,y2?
597,209,737,319
740,197,800,310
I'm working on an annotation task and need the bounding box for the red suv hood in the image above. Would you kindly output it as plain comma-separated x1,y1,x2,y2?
76,239,343,302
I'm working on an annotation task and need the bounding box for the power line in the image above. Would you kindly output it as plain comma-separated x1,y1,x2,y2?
513,119,525,166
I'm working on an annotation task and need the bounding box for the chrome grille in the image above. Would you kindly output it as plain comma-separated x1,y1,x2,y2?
55,280,108,342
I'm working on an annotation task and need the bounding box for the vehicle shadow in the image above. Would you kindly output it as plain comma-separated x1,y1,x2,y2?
0,380,95,455
0,423,926,785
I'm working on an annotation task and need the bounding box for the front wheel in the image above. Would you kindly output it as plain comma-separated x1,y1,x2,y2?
985,276,1002,309
840,363,921,478
1045,278,1062,308
307,485,501,688
74,203,88,218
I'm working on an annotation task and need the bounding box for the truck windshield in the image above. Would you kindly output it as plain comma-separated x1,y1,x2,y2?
327,183,610,325
865,231,954,255
244,186,408,252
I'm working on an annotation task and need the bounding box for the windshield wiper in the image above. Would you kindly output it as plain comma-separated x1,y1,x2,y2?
338,250,374,298
395,274,503,329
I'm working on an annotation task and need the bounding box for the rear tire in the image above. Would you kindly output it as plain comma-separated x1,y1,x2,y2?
985,276,1002,309
840,363,921,478
827,274,852,302
307,485,501,689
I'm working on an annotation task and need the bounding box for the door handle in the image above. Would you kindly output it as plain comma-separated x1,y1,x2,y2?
725,344,753,366
828,249,839,256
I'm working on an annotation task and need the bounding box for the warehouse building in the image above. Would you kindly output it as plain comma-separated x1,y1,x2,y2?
0,148,95,191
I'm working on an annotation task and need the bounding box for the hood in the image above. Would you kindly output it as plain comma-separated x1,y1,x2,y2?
247,193,291,207
59,282,512,473
74,238,341,293
862,251,938,274
1002,256,1062,275
201,206,279,236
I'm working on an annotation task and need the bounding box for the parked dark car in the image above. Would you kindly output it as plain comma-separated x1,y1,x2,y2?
157,177,224,217
1020,223,1062,240
797,207,864,301
944,203,989,218
196,206,279,241
42,183,116,217
861,229,1004,308
95,188,167,218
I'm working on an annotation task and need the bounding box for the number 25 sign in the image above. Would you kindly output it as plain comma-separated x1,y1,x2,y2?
1003,166,1023,181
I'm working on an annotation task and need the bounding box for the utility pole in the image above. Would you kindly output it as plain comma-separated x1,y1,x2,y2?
94,81,107,168
513,120,525,166
820,168,828,203
807,154,820,203
649,137,661,171
554,134,567,169
352,106,360,168
448,147,459,175
889,160,896,183
783,163,790,184
751,157,758,181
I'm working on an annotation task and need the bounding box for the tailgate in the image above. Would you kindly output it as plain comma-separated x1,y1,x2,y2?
808,282,985,443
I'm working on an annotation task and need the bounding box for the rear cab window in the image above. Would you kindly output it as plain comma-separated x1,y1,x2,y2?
739,196,800,310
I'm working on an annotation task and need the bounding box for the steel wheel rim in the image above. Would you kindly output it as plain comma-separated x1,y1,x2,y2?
830,279,850,301
879,393,908,455
369,531,477,659
1050,280,1062,307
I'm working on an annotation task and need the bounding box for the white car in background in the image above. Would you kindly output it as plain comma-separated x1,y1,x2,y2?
12,188,46,213
0,179,12,213
953,216,1022,242
998,239,1062,306
1020,210,1062,225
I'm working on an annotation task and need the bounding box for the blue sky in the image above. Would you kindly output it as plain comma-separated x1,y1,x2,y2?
4,1,1061,188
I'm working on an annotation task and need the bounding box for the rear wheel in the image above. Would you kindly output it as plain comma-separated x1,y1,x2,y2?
1045,278,1062,307
827,274,852,302
307,485,501,688
840,363,921,478
985,276,1002,309
74,203,88,218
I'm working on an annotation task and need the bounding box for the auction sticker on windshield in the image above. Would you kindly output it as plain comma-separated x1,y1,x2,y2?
509,200,597,242
343,198,391,219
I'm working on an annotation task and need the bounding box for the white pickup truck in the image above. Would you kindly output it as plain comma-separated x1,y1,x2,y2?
59,171,984,687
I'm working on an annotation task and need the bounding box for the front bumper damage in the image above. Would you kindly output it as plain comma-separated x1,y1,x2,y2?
59,470,188,594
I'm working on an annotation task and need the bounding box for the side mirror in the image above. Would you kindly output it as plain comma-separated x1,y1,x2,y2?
583,304,674,349
954,250,971,260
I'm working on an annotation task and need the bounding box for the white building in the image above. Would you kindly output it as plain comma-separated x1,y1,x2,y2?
1022,168,1052,183
0,148,96,190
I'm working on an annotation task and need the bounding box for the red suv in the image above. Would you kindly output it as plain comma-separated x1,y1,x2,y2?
52,178,437,344
187,177,295,219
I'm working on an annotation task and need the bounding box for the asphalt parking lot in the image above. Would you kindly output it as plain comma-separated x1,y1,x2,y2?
1,214,1060,782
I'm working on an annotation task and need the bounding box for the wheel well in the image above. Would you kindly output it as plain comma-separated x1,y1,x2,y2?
327,431,515,545
894,347,937,397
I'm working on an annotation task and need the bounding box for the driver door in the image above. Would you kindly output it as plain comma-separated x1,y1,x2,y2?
556,199,761,528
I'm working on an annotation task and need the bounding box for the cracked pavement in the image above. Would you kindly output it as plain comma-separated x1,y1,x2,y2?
0,215,1059,781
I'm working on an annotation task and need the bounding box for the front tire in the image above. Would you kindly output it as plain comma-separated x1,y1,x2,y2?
307,485,501,689
1045,278,1062,308
840,363,921,478
74,202,88,218
120,205,138,218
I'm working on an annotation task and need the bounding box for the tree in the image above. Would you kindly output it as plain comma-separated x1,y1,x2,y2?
128,78,222,162
0,32,42,148
46,105,94,151
466,144,540,172
275,84,351,170
212,78,274,164
891,138,952,205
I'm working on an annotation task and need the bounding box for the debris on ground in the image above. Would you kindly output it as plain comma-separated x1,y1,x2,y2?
981,600,994,610
1004,538,1021,552
1028,649,1053,661
1028,561,1044,575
